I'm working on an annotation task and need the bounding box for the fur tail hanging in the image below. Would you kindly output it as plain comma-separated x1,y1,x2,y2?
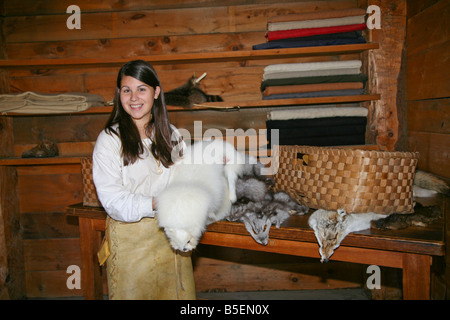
414,170,450,196
204,94,224,103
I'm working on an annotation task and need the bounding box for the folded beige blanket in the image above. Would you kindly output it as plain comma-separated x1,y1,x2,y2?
268,15,365,32
0,91,105,114
268,8,366,23
268,105,368,120
264,60,362,74
263,82,364,96
262,67,361,81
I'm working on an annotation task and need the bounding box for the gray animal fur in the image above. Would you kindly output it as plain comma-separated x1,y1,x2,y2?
228,167,309,245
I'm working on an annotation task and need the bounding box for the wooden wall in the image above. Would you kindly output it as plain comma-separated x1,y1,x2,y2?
406,0,450,300
0,0,372,298
406,0,450,179
0,0,425,299
2,0,365,141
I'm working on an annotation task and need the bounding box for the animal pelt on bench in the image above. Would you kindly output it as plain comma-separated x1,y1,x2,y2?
156,139,246,252
308,170,448,262
227,171,309,245
371,203,442,230
308,209,387,262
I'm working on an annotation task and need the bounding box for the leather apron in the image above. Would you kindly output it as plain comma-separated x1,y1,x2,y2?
105,216,196,300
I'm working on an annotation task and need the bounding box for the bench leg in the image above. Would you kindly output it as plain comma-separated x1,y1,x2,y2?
402,253,431,300
79,217,104,300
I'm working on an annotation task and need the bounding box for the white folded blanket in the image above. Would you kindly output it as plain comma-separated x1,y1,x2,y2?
268,106,368,120
263,67,361,80
264,60,362,74
0,91,104,114
268,15,365,32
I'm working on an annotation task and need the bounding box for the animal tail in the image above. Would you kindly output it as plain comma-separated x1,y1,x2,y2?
414,170,450,196
205,94,223,102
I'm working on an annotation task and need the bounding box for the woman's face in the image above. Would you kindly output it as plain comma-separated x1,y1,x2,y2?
119,75,160,129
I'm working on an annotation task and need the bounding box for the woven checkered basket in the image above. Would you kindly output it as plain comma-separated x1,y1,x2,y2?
80,157,102,207
273,145,419,214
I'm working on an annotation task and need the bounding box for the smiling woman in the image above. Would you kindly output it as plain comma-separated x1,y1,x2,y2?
91,60,195,299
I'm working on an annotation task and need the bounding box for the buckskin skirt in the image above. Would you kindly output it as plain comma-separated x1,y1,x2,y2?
105,216,196,300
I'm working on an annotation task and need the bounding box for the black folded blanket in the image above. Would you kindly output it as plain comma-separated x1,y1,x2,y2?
266,116,367,147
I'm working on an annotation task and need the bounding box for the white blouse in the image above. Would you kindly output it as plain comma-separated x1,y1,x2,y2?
92,125,182,222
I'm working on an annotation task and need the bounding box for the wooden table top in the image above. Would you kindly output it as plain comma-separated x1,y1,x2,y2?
66,200,445,257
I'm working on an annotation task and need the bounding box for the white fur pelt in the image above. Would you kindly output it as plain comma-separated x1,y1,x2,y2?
156,139,246,252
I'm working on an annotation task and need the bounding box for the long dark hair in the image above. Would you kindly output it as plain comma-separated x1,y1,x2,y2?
105,60,176,167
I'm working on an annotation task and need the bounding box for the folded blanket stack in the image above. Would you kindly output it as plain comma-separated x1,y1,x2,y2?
253,8,367,50
0,91,105,114
266,106,368,147
261,59,367,100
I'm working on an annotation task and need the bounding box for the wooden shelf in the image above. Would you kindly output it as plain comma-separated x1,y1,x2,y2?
0,157,82,166
0,43,379,116
169,94,380,111
0,43,379,69
0,145,379,166
3,94,380,116
0,42,381,165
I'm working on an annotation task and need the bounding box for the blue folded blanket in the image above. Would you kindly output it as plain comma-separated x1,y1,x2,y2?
253,31,366,50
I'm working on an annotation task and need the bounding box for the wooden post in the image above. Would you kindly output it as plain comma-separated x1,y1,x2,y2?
402,253,431,300
367,0,407,151
0,166,25,299
0,36,24,296
445,196,450,299
0,2,23,299
78,217,104,300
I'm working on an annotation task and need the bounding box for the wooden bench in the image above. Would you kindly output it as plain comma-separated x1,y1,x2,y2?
66,195,446,300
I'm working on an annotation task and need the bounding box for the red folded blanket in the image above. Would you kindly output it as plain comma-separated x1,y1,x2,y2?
266,23,367,41
268,8,366,23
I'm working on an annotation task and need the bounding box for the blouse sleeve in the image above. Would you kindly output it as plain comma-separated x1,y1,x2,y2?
92,130,155,222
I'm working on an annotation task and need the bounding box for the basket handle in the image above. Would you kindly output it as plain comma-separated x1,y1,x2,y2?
295,152,309,167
